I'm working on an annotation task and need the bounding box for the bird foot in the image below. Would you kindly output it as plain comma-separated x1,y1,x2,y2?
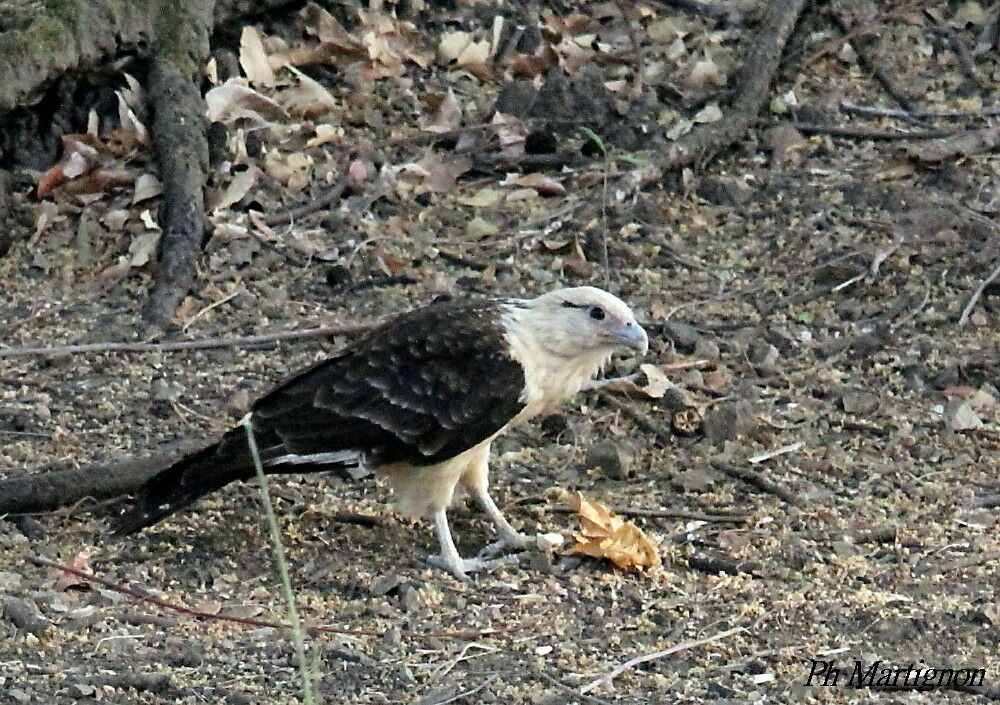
475,532,535,560
426,552,519,581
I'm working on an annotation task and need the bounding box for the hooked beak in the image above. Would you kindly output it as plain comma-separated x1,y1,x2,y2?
612,322,648,354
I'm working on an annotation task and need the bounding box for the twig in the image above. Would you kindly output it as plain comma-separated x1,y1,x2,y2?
840,101,1000,121
549,504,747,523
747,441,804,464
264,167,351,226
958,259,1000,326
579,626,745,693
830,12,930,129
0,322,375,358
711,460,804,507
792,123,952,140
27,556,529,640
242,417,315,705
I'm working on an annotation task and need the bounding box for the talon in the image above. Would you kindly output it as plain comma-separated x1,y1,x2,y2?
476,532,534,560
427,552,519,580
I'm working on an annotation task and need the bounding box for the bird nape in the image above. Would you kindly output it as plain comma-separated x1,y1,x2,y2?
114,286,648,579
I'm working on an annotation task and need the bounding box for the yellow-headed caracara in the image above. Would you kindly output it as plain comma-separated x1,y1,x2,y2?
115,287,648,578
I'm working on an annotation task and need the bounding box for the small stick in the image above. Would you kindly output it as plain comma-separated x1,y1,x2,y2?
0,323,375,358
549,505,747,523
264,167,351,226
747,441,804,464
840,101,1000,120
958,259,1000,326
711,460,804,507
792,123,952,140
27,556,526,640
579,626,745,693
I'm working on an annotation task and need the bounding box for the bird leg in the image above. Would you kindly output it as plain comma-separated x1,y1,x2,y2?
426,508,518,580
473,486,534,560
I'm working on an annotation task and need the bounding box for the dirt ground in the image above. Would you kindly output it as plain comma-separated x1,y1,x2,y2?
2,1,999,703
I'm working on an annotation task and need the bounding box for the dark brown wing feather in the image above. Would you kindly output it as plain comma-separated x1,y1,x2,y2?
114,297,526,533
251,298,527,466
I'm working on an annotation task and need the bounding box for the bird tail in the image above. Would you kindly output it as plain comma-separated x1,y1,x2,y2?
112,426,366,534
112,430,256,534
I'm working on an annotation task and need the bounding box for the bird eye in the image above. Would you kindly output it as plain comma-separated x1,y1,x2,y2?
589,306,605,320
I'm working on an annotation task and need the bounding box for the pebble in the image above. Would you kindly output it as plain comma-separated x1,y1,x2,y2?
3,596,49,635
399,584,422,613
661,321,700,354
584,442,631,480
369,573,403,597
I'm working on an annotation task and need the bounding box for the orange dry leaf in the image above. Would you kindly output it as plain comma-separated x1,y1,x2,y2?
53,550,95,591
566,492,661,570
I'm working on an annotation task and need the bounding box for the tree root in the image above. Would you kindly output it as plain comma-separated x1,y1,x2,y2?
657,0,807,170
140,0,214,332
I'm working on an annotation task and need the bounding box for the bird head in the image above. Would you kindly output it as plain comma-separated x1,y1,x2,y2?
523,286,648,358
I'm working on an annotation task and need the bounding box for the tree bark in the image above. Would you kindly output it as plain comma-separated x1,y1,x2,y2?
141,0,214,331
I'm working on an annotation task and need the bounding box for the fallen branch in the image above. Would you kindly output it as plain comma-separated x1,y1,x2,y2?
28,556,529,641
579,626,745,694
711,460,804,507
0,322,375,358
140,0,214,332
656,0,807,169
0,442,204,515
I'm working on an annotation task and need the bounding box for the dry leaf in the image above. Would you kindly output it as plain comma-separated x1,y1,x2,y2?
565,492,661,570
209,166,260,211
240,26,276,85
460,187,503,208
299,3,353,46
132,173,162,204
503,173,566,196
53,550,95,591
439,31,473,62
306,123,342,147
205,79,290,125
638,364,670,398
424,88,462,132
281,66,338,117
129,231,161,267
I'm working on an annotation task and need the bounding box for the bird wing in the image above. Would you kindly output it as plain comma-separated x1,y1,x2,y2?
251,299,527,468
